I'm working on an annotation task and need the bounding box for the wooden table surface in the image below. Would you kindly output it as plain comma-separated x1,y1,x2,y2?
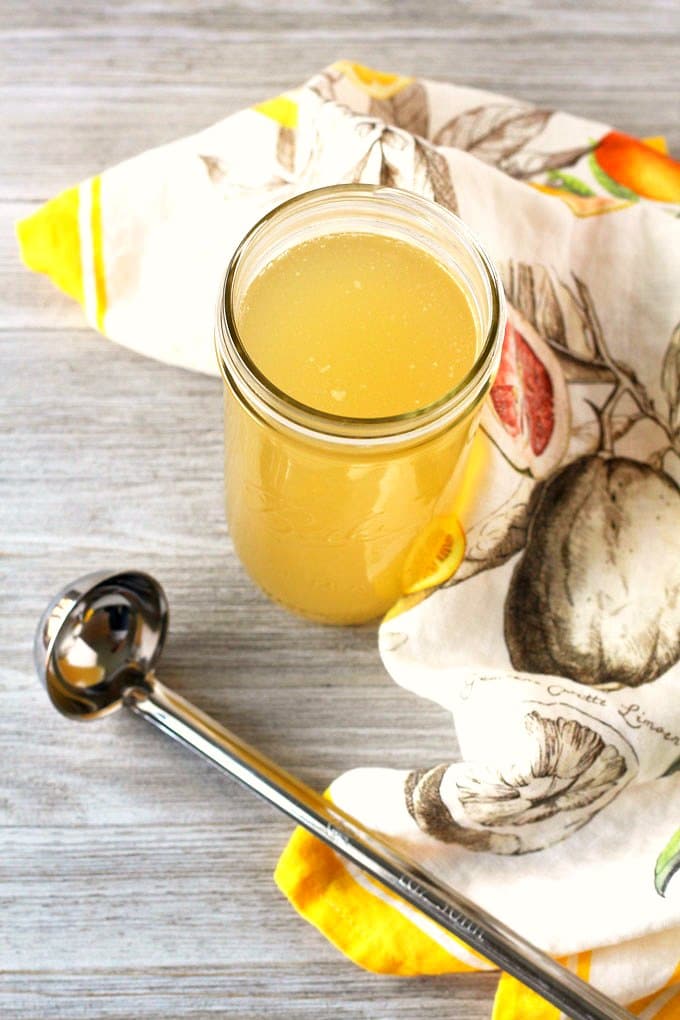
2,2,679,1017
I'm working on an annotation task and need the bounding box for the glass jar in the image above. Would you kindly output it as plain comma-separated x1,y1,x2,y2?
215,185,505,624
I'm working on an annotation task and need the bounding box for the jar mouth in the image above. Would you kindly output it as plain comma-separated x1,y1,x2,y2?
216,185,506,445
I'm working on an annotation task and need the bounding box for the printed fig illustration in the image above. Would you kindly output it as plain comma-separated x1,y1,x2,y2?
505,455,680,686
483,305,570,479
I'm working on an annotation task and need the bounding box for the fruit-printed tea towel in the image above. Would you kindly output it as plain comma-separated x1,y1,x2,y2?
17,62,680,1019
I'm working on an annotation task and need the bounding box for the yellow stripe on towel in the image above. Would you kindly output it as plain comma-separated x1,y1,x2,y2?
254,95,299,128
91,176,107,331
275,824,489,976
16,185,84,305
15,175,107,331
629,961,680,1018
492,952,592,1020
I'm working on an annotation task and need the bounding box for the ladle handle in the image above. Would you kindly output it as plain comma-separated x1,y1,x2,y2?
123,677,632,1020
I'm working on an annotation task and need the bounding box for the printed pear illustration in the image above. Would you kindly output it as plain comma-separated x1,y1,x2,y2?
505,455,680,687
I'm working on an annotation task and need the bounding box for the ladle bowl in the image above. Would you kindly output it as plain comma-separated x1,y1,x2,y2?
35,570,167,718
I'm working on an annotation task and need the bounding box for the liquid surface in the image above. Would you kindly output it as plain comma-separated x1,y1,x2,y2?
236,233,477,417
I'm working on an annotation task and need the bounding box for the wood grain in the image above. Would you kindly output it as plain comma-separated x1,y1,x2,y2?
2,2,679,1017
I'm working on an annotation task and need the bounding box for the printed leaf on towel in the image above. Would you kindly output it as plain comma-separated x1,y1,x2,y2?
502,261,612,379
546,170,595,197
504,262,566,342
529,264,569,347
349,145,375,185
199,154,228,183
199,152,290,196
662,322,680,433
451,476,537,585
501,145,591,179
434,103,552,166
308,67,344,101
379,148,399,188
277,126,296,175
369,82,430,139
655,827,680,896
413,138,458,213
372,130,458,213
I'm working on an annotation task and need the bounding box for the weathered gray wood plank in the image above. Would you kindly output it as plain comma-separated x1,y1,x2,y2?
0,966,499,1020
5,66,678,203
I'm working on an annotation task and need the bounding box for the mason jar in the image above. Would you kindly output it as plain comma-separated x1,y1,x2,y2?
215,185,505,624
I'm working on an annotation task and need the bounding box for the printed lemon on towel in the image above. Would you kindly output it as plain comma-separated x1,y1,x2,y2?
402,515,466,594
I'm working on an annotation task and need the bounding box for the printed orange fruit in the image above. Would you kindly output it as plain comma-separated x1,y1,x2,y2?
594,131,680,203
402,515,465,594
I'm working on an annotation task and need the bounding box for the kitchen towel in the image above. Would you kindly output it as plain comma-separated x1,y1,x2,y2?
18,61,680,1018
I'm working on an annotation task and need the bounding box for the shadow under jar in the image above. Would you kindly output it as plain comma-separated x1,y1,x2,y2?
216,185,505,625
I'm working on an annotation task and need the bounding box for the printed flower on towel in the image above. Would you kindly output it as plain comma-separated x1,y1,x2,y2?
405,710,634,854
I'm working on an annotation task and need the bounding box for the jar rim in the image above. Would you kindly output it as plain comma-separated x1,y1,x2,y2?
215,185,506,446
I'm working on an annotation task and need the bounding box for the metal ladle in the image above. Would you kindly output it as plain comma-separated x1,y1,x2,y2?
35,570,633,1020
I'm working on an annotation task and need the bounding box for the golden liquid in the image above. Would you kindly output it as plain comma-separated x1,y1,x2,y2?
225,232,481,624
238,234,476,416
